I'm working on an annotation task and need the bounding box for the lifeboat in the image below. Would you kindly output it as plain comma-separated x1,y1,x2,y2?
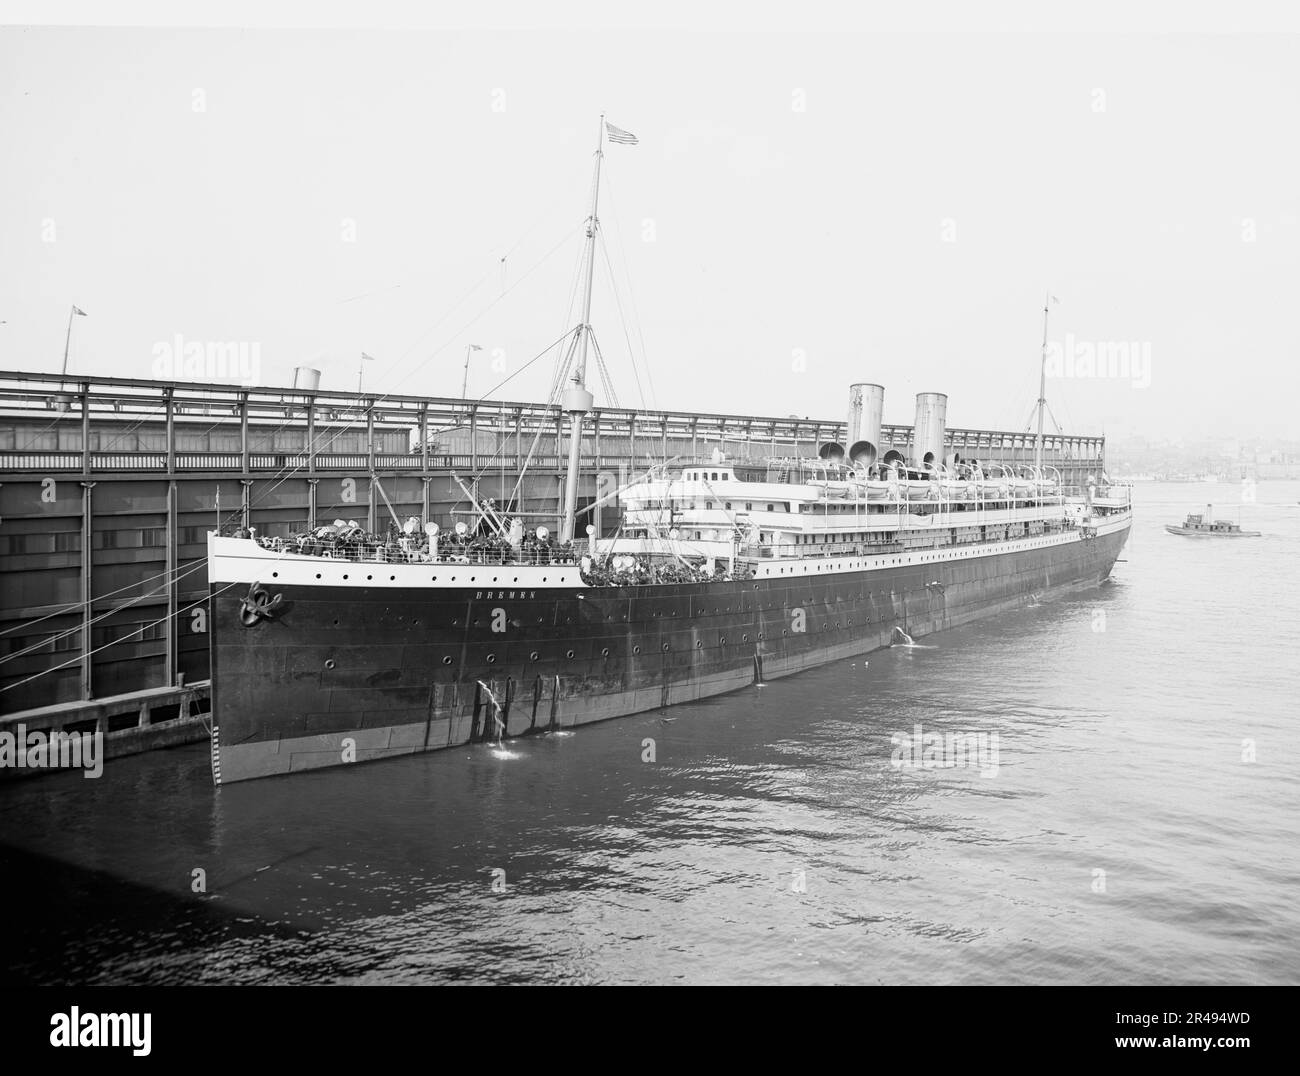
807,480,852,498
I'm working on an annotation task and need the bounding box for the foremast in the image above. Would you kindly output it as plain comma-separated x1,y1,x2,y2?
1033,291,1050,472
560,114,605,543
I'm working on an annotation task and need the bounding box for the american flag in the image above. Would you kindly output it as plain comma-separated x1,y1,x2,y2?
605,121,638,145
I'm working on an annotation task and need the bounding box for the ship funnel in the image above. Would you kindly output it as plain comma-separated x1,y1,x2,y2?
913,392,948,472
847,382,885,468
818,441,846,463
292,366,321,391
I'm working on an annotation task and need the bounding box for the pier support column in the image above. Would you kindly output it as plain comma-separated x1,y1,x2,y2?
164,386,176,474
239,392,249,475
421,477,432,526
306,396,317,477
79,480,96,700
240,479,252,532
307,478,318,529
419,402,429,472
166,479,177,686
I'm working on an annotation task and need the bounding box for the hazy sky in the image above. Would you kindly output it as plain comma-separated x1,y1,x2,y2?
2,21,1297,442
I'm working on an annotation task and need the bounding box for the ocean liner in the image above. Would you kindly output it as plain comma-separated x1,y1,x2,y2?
205,119,1133,785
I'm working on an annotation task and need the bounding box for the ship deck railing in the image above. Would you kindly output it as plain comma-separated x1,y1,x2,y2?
747,518,1084,562
244,536,583,568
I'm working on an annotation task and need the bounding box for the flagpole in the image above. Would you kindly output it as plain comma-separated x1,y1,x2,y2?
357,352,377,395
61,305,75,378
559,113,604,544
575,112,604,394
460,343,482,399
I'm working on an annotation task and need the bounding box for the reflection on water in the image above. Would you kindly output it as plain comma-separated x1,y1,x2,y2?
2,482,1298,985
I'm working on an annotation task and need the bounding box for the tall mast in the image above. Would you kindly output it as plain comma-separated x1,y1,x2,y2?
560,113,604,543
1034,291,1050,472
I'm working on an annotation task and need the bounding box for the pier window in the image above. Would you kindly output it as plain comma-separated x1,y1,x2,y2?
3,630,80,656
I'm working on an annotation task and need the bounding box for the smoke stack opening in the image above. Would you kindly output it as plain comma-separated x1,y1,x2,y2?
818,442,846,463
849,440,878,467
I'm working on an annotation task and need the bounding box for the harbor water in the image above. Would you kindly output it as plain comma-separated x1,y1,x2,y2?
2,481,1297,985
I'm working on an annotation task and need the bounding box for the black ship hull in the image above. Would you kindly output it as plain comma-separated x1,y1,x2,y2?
208,525,1129,783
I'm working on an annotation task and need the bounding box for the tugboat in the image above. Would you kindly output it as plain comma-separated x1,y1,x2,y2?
1165,505,1260,537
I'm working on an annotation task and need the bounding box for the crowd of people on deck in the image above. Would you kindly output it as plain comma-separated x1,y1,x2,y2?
233,519,579,565
230,517,754,582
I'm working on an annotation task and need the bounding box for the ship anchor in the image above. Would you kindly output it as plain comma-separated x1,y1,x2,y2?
239,584,285,627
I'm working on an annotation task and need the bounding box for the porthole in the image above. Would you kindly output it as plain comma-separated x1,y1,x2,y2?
343,574,349,580
442,656,453,665
720,637,726,644
470,576,476,582
486,654,496,664
432,576,438,581
366,574,373,581
743,634,749,642
272,571,279,578
315,573,321,579
390,575,396,581
530,651,539,661
543,577,548,582
696,640,703,648
633,645,641,654
782,629,788,635
324,659,335,669
566,649,575,659
493,577,498,582
601,647,610,657
333,618,339,626
662,643,670,652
